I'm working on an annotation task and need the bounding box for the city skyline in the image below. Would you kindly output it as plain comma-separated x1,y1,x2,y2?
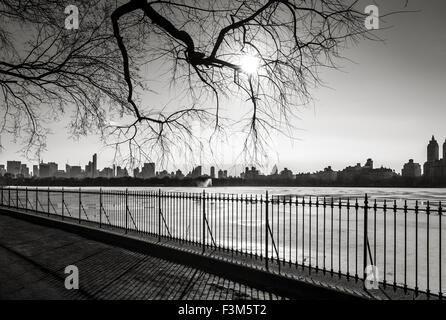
2,135,446,181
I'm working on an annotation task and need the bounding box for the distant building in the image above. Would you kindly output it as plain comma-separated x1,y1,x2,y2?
48,162,58,177
70,166,82,178
279,167,294,179
99,167,114,178
92,153,97,178
364,158,374,169
7,161,21,176
0,164,6,176
133,167,140,178
175,169,184,179
189,166,202,178
402,159,421,177
33,165,39,177
39,163,50,178
423,136,446,181
210,166,215,178
141,162,155,178
116,166,128,177
241,166,259,179
157,170,170,178
314,166,338,182
20,164,29,177
338,159,396,182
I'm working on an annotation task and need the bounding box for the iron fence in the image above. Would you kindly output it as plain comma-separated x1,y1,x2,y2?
0,186,443,298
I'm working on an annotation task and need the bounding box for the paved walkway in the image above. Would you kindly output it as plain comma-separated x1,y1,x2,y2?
0,214,284,300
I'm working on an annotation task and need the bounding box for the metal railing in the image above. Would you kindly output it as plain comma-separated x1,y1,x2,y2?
0,186,443,298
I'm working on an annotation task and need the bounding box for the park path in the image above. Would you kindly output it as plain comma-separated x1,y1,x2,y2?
0,214,283,300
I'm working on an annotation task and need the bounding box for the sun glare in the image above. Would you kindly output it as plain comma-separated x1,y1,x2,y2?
240,55,260,75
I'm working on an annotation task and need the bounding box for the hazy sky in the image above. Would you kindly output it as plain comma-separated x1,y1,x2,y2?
1,0,446,176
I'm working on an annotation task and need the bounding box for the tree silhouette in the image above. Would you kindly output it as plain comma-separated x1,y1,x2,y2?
0,0,397,166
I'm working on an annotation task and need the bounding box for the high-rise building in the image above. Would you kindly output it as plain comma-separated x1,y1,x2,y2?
116,166,128,177
444,139,446,161
141,162,155,178
70,166,82,178
20,164,29,177
92,153,97,178
7,161,21,176
423,136,446,181
133,167,140,178
210,166,215,178
364,158,374,169
427,135,439,162
190,165,202,178
48,162,58,177
38,162,58,178
33,165,39,177
39,163,50,178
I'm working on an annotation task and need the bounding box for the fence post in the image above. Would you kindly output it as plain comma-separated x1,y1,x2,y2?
202,190,206,254
125,188,128,234
0,185,3,206
62,187,64,220
363,194,369,282
47,187,50,215
35,187,38,214
16,186,19,208
78,187,81,224
8,186,10,207
25,187,28,210
158,188,161,242
265,190,269,271
99,188,102,228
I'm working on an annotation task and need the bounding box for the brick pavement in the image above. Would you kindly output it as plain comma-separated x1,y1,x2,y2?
0,214,284,300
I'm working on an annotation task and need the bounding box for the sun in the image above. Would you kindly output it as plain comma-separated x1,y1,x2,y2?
239,54,260,75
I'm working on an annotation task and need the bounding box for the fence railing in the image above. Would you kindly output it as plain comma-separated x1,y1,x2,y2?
0,186,443,298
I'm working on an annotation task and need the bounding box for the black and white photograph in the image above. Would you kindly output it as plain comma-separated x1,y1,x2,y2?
0,0,445,312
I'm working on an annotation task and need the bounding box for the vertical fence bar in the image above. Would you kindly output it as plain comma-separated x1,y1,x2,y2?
265,191,269,271
35,187,38,214
338,197,341,277
439,202,443,298
99,188,102,228
125,188,128,234
0,185,3,206
393,200,397,290
383,200,387,287
363,194,368,282
47,187,50,215
330,197,334,275
25,187,28,210
202,190,206,253
347,198,350,278
78,187,81,224
8,186,10,207
158,189,161,242
16,187,18,209
426,201,430,296
415,200,419,294
61,187,64,220
404,200,408,291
